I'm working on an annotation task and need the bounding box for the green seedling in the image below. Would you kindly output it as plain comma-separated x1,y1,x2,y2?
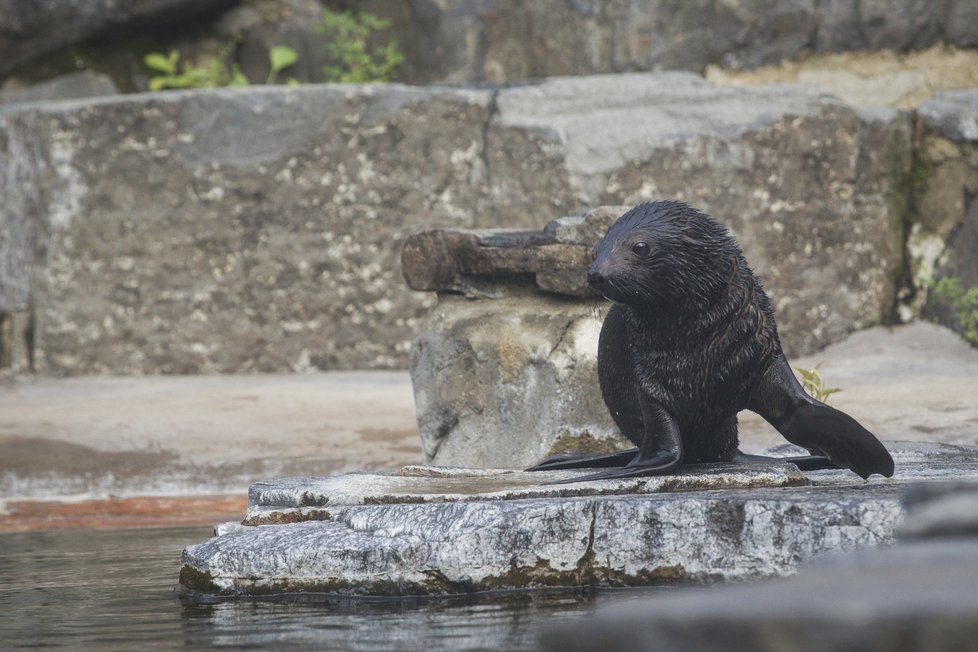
795,363,842,404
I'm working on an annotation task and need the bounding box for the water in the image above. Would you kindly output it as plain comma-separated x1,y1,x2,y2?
0,525,661,650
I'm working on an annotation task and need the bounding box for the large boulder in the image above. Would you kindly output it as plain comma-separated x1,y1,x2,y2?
0,74,910,374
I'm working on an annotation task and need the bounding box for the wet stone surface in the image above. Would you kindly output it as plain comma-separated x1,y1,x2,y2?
180,442,978,597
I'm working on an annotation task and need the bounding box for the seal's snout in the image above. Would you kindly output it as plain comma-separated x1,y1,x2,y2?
587,262,612,292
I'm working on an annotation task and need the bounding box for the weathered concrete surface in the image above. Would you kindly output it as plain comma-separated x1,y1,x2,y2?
539,480,978,652
179,443,978,596
0,372,421,503
0,75,914,373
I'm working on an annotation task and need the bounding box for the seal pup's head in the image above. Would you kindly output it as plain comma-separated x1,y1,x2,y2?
587,200,739,310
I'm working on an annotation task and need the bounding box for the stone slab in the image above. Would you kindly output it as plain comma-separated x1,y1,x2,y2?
179,443,978,597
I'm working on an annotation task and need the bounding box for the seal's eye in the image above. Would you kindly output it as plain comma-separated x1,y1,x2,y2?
631,241,651,257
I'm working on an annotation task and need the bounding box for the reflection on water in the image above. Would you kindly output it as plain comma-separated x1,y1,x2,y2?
0,525,663,650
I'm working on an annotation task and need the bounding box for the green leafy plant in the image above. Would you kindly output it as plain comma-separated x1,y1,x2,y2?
267,45,299,84
316,8,404,83
144,50,208,90
928,275,978,345
143,40,299,90
795,363,842,403
144,40,249,91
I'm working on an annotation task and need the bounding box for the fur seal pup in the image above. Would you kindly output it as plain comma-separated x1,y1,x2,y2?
528,201,895,482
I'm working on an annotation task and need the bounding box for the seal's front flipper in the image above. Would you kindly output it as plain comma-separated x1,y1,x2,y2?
749,358,895,480
774,403,894,479
525,448,639,471
548,401,683,484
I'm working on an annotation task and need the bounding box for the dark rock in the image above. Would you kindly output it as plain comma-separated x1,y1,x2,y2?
0,0,235,77
217,0,331,85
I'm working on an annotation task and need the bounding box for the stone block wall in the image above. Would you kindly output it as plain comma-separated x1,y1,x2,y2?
0,73,919,374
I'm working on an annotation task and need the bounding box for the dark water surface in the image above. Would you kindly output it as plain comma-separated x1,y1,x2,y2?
0,525,661,650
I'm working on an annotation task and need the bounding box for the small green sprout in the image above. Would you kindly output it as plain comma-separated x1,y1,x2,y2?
795,363,842,404
267,45,299,84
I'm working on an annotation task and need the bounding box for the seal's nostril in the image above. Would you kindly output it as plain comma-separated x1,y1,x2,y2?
587,270,604,287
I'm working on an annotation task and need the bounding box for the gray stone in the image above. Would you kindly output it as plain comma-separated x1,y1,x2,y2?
538,539,978,652
0,0,234,76
0,71,118,107
0,309,31,371
179,442,978,597
919,90,978,143
910,90,978,331
410,290,617,468
0,74,912,373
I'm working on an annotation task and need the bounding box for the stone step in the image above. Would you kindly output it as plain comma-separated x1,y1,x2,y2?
179,442,978,597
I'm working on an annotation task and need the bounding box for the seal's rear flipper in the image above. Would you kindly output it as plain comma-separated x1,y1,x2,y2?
775,403,895,479
734,452,839,472
547,450,681,484
526,448,638,471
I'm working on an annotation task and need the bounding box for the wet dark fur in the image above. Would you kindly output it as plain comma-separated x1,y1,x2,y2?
590,201,889,472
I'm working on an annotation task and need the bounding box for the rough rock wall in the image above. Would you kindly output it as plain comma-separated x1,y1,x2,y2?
4,0,978,88
379,0,978,83
0,74,914,374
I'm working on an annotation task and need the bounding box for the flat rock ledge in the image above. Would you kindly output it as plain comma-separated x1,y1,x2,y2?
180,443,978,598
